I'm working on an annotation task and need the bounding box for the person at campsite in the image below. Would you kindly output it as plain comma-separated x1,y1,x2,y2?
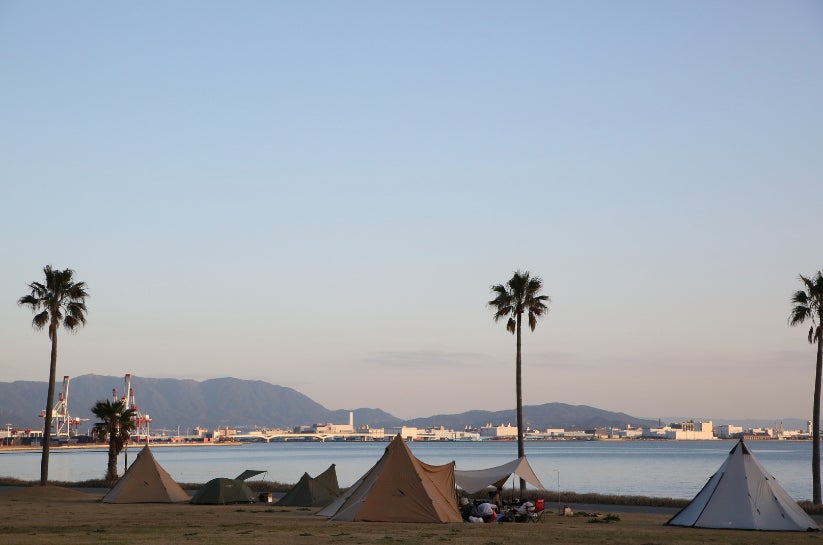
490,487,503,510
459,497,476,521
476,501,498,522
514,500,534,522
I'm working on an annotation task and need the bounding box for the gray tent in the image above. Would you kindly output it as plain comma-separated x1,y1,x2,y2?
277,464,341,507
454,457,544,494
667,440,818,531
190,477,256,505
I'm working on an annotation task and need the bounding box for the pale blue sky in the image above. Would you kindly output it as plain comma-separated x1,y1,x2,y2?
1,2,821,421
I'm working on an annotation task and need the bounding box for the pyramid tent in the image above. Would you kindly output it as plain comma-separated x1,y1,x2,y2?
101,445,190,503
190,477,257,505
667,439,818,531
454,456,544,494
277,464,341,507
317,434,462,523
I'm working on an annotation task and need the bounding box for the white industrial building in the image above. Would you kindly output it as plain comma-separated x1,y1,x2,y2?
665,421,714,440
715,424,743,439
479,423,518,439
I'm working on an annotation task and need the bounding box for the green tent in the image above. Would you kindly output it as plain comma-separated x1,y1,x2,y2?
190,477,256,505
277,464,341,507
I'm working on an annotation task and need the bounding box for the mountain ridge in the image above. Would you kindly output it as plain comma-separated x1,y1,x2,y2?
0,374,670,432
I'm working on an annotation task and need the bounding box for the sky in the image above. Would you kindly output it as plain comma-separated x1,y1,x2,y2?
1,1,822,422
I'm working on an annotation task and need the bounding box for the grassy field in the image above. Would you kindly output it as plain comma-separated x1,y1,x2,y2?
1,486,821,545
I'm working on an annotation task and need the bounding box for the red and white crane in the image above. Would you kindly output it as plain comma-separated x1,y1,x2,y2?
39,376,85,438
112,374,152,441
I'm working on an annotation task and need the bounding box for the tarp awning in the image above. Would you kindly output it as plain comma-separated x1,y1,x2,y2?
454,457,544,494
235,469,267,481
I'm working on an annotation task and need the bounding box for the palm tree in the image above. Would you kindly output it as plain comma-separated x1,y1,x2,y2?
91,399,136,484
488,270,550,494
789,269,823,504
18,265,88,486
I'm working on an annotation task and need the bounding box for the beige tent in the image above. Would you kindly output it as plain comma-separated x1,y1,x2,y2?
317,434,462,523
667,440,818,531
454,457,544,494
101,445,190,503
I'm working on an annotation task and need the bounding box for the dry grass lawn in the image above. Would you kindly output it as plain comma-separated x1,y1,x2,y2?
1,487,820,545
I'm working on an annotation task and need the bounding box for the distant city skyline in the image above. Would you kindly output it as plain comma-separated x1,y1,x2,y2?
1,2,821,420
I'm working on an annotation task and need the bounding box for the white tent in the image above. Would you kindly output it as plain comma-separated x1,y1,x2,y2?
667,439,818,531
454,457,544,494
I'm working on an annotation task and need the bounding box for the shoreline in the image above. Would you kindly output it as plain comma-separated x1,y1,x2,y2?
0,441,245,452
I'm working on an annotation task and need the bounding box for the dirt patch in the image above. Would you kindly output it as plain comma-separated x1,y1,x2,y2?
0,485,102,502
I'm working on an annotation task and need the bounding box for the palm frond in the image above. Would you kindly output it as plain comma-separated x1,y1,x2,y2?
66,282,89,299
32,311,50,330
790,270,823,332
63,315,80,330
791,289,810,307
20,265,89,334
489,270,551,334
488,284,515,323
506,318,516,334
93,422,109,442
492,309,511,322
17,294,40,309
26,281,47,298
789,301,811,326
528,311,541,331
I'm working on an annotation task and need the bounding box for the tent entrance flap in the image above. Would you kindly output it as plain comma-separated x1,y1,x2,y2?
454,457,544,494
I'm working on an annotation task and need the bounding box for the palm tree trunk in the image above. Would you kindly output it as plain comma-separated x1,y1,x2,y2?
814,332,822,504
515,312,525,497
107,434,118,483
40,326,58,486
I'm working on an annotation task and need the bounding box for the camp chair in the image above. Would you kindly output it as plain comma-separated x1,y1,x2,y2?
527,498,545,522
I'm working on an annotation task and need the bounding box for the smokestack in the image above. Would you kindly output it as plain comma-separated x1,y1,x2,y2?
349,411,354,429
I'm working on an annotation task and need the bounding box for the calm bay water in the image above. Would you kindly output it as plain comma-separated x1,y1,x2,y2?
0,440,813,501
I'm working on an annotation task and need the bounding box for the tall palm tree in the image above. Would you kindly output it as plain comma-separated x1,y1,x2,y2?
18,265,88,486
488,270,550,495
91,399,136,484
789,269,823,504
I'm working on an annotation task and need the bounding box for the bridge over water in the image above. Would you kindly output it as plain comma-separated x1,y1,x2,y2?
230,431,383,443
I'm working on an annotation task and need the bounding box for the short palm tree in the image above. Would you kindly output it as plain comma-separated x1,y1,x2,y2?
91,399,136,484
18,265,88,486
488,270,550,494
789,269,823,504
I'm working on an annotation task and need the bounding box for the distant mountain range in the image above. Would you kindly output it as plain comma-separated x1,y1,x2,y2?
0,374,663,433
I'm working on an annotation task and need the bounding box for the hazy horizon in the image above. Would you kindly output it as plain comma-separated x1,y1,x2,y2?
1,2,821,421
